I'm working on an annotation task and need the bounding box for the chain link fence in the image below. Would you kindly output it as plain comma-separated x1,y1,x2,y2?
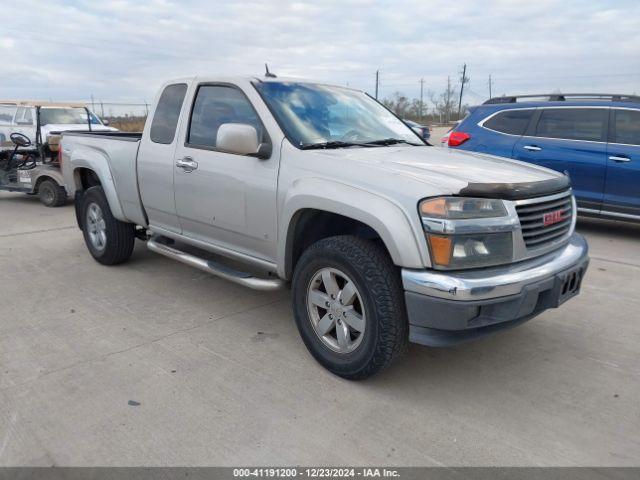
87,101,149,132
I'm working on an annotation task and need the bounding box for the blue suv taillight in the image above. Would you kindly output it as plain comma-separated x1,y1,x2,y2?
448,132,471,147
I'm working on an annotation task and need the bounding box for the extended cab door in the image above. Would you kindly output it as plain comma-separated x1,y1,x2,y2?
604,108,640,218
138,82,189,234
512,107,608,211
172,83,278,262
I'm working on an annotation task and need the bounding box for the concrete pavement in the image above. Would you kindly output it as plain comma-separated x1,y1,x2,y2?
0,191,639,466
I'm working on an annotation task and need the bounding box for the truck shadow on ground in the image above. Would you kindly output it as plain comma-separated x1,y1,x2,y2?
367,322,569,390
576,216,640,238
127,240,583,393
0,192,72,207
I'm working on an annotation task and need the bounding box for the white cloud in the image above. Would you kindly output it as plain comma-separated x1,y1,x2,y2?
0,0,638,105
0,37,15,49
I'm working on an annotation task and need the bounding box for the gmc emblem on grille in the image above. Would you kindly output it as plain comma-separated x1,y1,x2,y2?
543,210,564,226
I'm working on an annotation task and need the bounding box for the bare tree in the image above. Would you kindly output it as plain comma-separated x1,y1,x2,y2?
430,77,458,123
382,92,411,117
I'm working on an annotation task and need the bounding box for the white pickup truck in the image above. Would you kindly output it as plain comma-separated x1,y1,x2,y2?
61,75,589,379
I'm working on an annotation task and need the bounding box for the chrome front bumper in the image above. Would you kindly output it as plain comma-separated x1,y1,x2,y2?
402,233,589,302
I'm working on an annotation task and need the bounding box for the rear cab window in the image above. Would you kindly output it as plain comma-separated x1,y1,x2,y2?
533,108,608,142
482,109,534,135
150,83,188,144
612,109,640,146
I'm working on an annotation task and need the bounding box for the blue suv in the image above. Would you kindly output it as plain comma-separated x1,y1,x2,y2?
448,94,640,222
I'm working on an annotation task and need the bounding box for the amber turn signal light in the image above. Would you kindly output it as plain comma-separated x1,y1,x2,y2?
420,198,447,217
427,234,453,266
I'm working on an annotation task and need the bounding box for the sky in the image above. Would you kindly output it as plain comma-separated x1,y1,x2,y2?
1,0,639,112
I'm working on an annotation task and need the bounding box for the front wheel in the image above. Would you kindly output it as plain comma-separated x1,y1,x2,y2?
81,186,135,265
292,235,408,380
38,179,67,207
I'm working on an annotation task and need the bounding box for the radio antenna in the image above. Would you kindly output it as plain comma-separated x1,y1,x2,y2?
265,63,277,78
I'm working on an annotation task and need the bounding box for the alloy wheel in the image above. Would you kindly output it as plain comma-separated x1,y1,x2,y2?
306,267,366,354
86,202,107,252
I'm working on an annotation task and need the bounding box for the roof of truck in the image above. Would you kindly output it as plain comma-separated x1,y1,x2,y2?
0,100,87,108
183,74,358,90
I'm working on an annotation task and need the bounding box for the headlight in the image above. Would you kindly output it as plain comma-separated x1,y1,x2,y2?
420,197,507,219
420,197,514,269
427,232,513,269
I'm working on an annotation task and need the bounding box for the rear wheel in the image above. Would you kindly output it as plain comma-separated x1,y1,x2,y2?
81,186,135,265
292,235,408,380
38,179,67,207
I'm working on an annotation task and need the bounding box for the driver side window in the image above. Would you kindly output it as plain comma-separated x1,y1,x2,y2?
187,85,264,149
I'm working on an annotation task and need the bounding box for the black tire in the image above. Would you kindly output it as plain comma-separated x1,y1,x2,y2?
292,235,408,380
81,186,135,265
38,179,67,207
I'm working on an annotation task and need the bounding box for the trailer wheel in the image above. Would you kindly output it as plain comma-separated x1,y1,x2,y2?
81,186,135,265
38,179,67,207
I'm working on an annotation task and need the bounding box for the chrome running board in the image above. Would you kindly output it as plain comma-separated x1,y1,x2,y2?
147,237,284,292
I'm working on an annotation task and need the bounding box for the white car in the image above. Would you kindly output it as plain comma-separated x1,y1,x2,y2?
0,101,116,147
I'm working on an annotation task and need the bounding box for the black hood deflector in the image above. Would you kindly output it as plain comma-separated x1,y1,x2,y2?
458,175,570,200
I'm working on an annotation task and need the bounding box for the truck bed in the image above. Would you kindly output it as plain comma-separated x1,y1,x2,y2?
61,130,146,226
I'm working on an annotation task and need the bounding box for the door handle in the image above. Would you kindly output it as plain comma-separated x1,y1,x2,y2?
175,156,198,172
609,156,631,163
523,145,542,152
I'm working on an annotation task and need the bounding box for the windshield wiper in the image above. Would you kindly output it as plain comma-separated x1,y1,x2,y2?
364,138,421,146
300,140,368,150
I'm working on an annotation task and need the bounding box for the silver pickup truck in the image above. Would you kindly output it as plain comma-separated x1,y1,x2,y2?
61,75,589,379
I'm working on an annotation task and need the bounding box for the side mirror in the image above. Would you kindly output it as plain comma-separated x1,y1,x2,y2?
216,123,270,159
102,119,110,126
411,126,423,135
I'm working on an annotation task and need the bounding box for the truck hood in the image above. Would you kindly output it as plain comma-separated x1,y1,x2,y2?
306,145,566,198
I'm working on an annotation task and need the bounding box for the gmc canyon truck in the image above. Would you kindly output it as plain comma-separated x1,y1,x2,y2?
61,76,590,379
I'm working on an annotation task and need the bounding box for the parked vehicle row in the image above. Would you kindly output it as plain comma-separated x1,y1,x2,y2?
448,94,640,222
60,75,589,379
0,101,115,146
0,101,116,206
403,119,431,142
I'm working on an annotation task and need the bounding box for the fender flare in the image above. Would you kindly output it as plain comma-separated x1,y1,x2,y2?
278,178,429,279
69,147,127,222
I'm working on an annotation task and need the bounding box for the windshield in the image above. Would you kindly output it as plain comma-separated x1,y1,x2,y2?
40,108,102,126
254,82,422,148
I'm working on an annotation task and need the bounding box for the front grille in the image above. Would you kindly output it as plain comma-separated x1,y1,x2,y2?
516,191,573,249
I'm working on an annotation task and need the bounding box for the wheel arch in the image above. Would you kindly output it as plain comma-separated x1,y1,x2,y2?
69,157,127,222
33,174,56,193
278,180,428,279
32,168,65,192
